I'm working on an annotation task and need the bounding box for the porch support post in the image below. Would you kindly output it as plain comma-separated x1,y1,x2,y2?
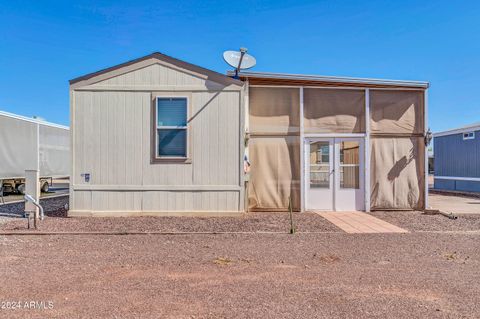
365,88,371,212
244,79,250,136
424,89,429,209
244,80,250,213
300,86,305,212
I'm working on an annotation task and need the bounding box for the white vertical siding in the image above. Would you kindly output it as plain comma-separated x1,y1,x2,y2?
84,63,220,89
74,91,146,186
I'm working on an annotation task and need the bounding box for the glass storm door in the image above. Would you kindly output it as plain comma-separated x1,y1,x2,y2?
306,139,334,211
305,138,364,211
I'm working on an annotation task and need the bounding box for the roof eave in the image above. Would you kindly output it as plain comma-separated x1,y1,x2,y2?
70,52,244,87
69,54,155,85
230,71,429,89
434,125,480,137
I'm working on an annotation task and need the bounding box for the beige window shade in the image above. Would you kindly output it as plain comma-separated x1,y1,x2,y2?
249,87,300,135
248,137,300,211
304,88,365,133
370,137,425,210
370,90,424,134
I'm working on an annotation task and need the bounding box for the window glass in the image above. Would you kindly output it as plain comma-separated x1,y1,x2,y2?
157,98,187,127
339,141,359,189
310,141,330,188
157,97,188,158
158,129,186,157
463,132,475,140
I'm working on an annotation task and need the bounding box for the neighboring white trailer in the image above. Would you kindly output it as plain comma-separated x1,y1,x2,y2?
0,111,69,194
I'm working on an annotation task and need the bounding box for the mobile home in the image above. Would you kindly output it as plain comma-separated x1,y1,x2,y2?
434,123,480,192
69,52,428,216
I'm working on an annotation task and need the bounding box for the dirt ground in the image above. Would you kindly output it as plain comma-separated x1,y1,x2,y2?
1,194,480,318
371,210,480,232
1,232,479,318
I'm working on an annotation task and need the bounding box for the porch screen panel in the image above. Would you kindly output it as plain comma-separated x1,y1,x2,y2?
304,88,365,133
249,87,300,134
370,137,425,210
248,137,300,211
370,90,424,134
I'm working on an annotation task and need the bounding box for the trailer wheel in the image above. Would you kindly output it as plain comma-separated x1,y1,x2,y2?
41,181,50,193
17,183,25,195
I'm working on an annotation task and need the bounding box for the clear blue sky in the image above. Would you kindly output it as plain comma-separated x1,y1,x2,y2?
1,0,479,131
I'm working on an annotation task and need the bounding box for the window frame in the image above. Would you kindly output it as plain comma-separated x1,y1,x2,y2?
151,93,192,163
463,131,475,140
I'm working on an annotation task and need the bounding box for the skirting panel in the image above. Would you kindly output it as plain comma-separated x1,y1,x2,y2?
434,178,480,193
71,190,242,215
68,210,243,217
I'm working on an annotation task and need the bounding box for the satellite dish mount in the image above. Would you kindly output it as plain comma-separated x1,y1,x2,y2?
235,48,248,78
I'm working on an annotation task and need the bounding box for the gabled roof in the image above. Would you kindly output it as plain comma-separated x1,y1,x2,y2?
434,122,480,137
230,70,429,89
69,52,244,88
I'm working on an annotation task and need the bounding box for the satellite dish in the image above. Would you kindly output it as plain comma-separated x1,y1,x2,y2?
223,48,256,78
223,49,256,69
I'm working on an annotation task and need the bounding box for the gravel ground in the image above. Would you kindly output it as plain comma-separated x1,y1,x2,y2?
0,196,341,233
370,211,480,232
0,195,68,226
0,211,339,233
0,232,479,318
3,196,480,234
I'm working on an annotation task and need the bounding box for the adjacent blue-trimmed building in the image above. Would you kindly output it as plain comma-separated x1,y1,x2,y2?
434,123,480,193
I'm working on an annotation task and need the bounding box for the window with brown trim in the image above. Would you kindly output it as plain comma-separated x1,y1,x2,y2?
155,97,188,158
